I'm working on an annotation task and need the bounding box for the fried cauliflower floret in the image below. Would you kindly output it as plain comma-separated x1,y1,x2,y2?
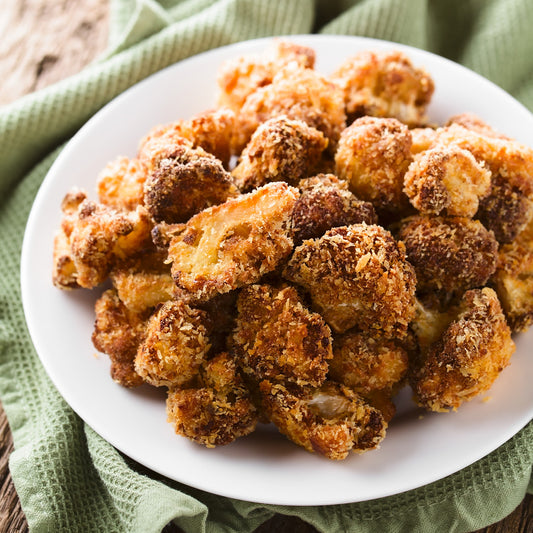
92,289,147,388
410,127,439,155
260,380,387,459
283,224,416,335
403,146,491,217
217,39,315,112
445,112,511,140
231,284,332,387
52,191,153,289
97,156,148,211
410,288,515,412
397,215,498,299
329,330,409,396
134,299,211,388
330,50,434,126
166,352,258,447
335,116,413,217
143,144,238,224
167,182,299,302
235,63,346,153
110,249,175,314
291,174,377,245
231,115,328,191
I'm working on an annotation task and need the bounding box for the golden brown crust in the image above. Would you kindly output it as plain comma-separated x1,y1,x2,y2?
135,299,211,388
410,127,439,155
403,146,491,217
231,115,328,191
283,224,416,335
167,182,299,302
291,173,377,245
335,116,413,216
410,288,515,411
232,284,332,387
445,113,511,140
92,289,146,388
166,352,258,447
330,50,434,126
398,215,498,298
260,380,387,459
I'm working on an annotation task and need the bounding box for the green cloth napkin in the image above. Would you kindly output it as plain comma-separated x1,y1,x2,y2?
1,0,532,531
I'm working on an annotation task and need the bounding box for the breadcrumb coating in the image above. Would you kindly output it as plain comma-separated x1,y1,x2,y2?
52,191,153,289
97,156,148,211
398,215,498,298
232,284,332,387
330,49,434,126
135,299,211,388
144,144,238,224
403,146,491,217
234,63,346,153
231,115,328,191
92,289,146,388
411,288,515,412
166,352,258,447
291,174,377,245
167,182,299,302
283,224,416,335
217,39,315,112
260,380,387,459
335,116,413,216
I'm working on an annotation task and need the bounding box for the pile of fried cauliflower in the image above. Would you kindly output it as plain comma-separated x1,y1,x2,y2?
52,41,533,460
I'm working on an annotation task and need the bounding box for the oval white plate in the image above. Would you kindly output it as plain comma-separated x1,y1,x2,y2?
21,35,533,506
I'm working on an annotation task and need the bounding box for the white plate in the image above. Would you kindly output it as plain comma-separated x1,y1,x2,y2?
21,35,533,506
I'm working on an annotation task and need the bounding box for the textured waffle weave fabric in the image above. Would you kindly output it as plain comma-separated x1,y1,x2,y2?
1,1,532,531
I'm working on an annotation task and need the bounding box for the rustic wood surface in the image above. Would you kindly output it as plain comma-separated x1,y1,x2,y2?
0,1,531,532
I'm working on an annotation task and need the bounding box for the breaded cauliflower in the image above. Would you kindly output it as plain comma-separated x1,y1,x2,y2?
231,284,333,387
166,352,258,447
231,115,328,191
403,146,491,217
52,190,153,289
334,116,413,217
283,224,416,335
330,49,434,126
234,63,346,154
260,380,387,459
92,289,147,388
217,39,315,112
291,174,377,245
410,127,439,155
143,144,238,224
97,156,148,211
445,112,511,140
410,287,515,412
134,299,211,388
167,181,299,302
397,215,498,300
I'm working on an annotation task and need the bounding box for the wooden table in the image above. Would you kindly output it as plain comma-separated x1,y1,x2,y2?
0,1,531,531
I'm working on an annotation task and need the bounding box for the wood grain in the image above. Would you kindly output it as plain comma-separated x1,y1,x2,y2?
0,1,531,532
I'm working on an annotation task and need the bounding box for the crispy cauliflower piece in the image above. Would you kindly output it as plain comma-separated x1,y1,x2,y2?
231,115,328,191
231,284,333,387
97,156,148,211
260,380,387,459
217,39,315,112
134,299,211,388
335,116,413,217
291,174,377,245
143,144,238,224
167,182,299,302
234,63,346,154
166,352,258,447
92,289,146,388
283,224,416,335
445,112,511,140
403,146,491,217
410,127,439,155
397,215,498,300
52,190,153,289
330,49,434,126
410,288,515,412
